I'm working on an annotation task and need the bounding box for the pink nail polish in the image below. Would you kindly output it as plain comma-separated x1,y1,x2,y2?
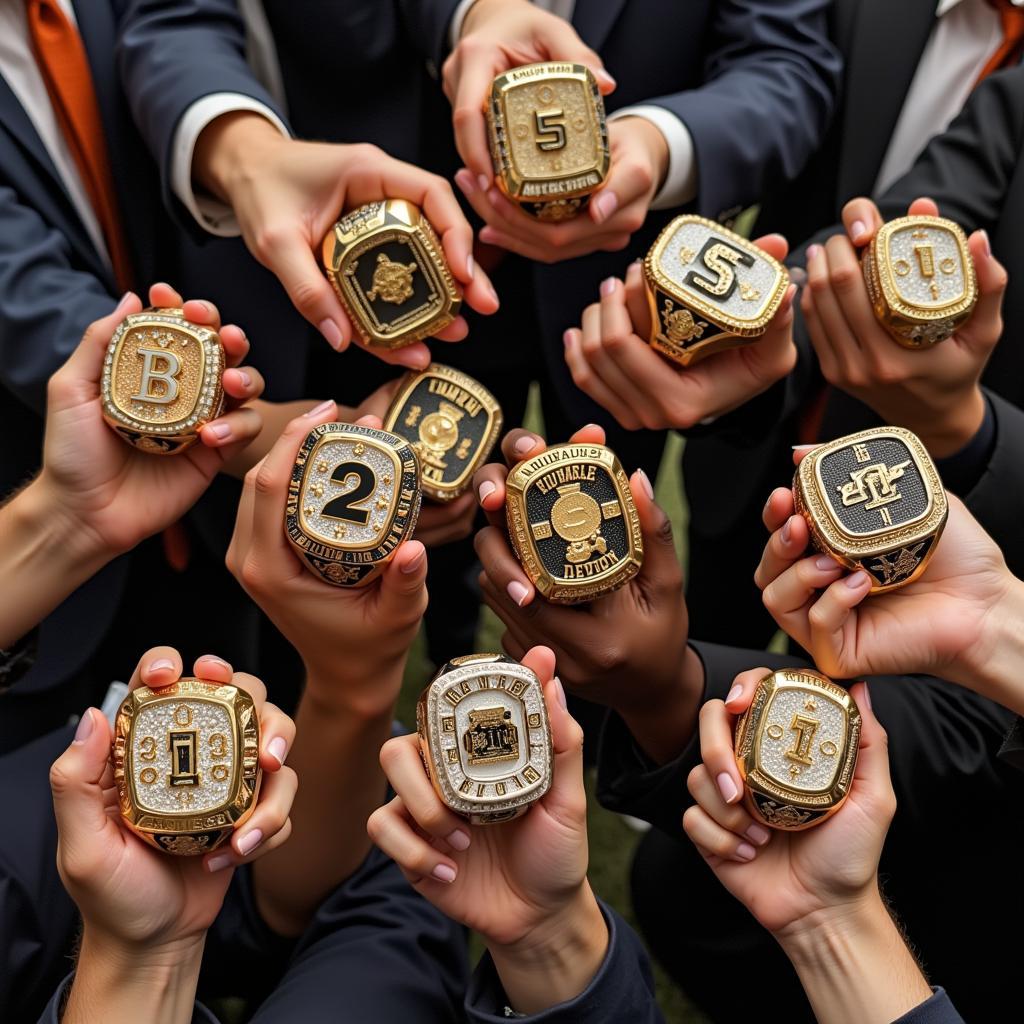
979,229,992,258
305,399,335,418
514,436,536,455
735,842,757,862
846,571,869,589
205,422,231,441
636,469,654,501
319,318,344,351
725,684,743,705
745,824,771,846
466,254,475,280
851,219,867,242
148,658,175,673
716,772,739,804
73,709,95,745
432,863,457,883
478,480,497,504
815,554,840,571
267,736,288,765
507,580,530,607
234,369,252,388
563,329,574,349
207,853,233,873
477,174,490,193
447,829,471,851
553,676,568,710
236,829,263,857
807,244,821,261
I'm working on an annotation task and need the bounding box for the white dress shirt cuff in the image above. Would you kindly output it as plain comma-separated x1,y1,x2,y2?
172,93,290,237
449,0,478,49
608,104,698,211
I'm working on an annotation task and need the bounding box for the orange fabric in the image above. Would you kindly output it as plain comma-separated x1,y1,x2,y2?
26,0,134,290
978,1,1024,83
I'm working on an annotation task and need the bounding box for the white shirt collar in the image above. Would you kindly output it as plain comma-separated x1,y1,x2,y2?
938,0,1024,13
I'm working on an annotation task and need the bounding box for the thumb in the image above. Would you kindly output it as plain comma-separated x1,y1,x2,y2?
841,197,884,247
376,540,428,612
50,709,118,856
848,682,893,809
958,230,1007,351
752,233,789,264
540,673,587,829
907,196,940,217
629,469,682,591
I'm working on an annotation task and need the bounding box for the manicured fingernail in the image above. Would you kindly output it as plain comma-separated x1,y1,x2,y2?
861,682,872,712
478,480,497,504
745,824,771,846
979,229,991,258
592,191,618,224
455,170,475,195
792,444,816,453
319,318,344,351
636,468,654,501
305,399,335,418
236,829,263,857
198,655,231,670
594,69,616,89
846,571,870,589
507,580,530,607
717,772,739,804
115,291,135,313
149,658,175,673
487,188,504,208
781,519,792,545
207,853,233,873
267,736,288,765
234,369,253,388
73,709,95,745
433,863,457,883
725,684,743,705
553,676,568,710
735,842,757,862
447,829,471,851
477,174,490,192
401,547,426,574
807,244,821,261
563,329,575,349
600,276,617,296
466,254,475,280
206,421,231,441
514,436,536,455
851,220,867,242
815,555,840,571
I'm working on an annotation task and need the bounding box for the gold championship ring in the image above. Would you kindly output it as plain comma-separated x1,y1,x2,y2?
101,308,225,454
416,654,552,824
862,215,977,349
486,62,610,221
505,443,643,603
285,421,421,587
321,200,461,349
794,427,947,593
643,215,790,366
113,679,260,855
735,669,860,831
383,363,502,502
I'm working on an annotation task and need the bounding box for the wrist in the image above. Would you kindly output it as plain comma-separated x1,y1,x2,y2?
960,573,1024,713
616,116,670,195
302,657,406,720
194,110,287,204
487,883,609,1016
884,385,985,460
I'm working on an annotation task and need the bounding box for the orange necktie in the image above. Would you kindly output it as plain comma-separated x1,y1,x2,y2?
26,0,134,291
978,0,1024,82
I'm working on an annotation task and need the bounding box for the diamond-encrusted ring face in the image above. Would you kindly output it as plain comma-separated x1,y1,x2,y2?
322,200,460,349
101,308,225,454
383,363,503,502
285,422,421,587
416,654,553,824
863,215,977,349
504,443,643,604
113,679,260,855
735,669,860,831
486,62,610,220
794,427,947,593
643,215,789,366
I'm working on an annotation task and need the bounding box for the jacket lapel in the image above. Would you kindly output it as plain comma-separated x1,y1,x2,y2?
572,0,629,51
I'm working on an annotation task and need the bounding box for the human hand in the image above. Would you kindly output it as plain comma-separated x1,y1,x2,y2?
195,116,499,367
40,283,264,561
368,646,608,1014
803,196,1006,457
226,403,428,711
564,236,797,429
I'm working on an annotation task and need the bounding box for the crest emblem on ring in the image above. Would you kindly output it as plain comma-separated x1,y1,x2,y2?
368,253,418,304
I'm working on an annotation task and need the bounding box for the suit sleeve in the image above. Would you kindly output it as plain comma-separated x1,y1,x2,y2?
0,184,117,412
116,0,290,239
893,989,966,1024
640,0,840,220
398,0,461,70
465,902,664,1023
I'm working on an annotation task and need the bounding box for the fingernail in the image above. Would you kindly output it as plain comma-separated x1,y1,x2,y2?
115,291,135,313
267,736,288,765
595,68,617,89
477,174,490,193
148,658,175,673
807,244,821,261
745,824,771,846
792,444,816,453
815,555,840,571
851,220,867,242
735,842,757,862
514,436,536,455
455,169,476,195
319,318,344,351
234,369,253,388
600,276,617,297
73,709,95,745
781,283,796,311
198,655,231,669
466,254,475,280
592,191,618,224
447,829,471,851
716,772,739,804
846,571,870,589
553,676,568,710
725,684,743,705
236,829,263,857
205,421,231,441
401,547,426,574
487,188,504,208
781,519,792,545
305,399,335,418
478,480,497,504
507,580,530,607
636,468,654,501
487,281,500,306
563,328,575,349
979,229,991,258
433,863,457,883
861,682,872,712
207,853,233,873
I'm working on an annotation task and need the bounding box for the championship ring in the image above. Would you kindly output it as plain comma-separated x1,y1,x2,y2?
505,443,643,604
734,669,860,831
101,308,225,454
416,654,552,825
285,421,421,587
794,427,947,593
643,215,790,366
862,215,977,349
383,363,502,502
321,199,461,350
485,62,610,221
113,679,260,855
